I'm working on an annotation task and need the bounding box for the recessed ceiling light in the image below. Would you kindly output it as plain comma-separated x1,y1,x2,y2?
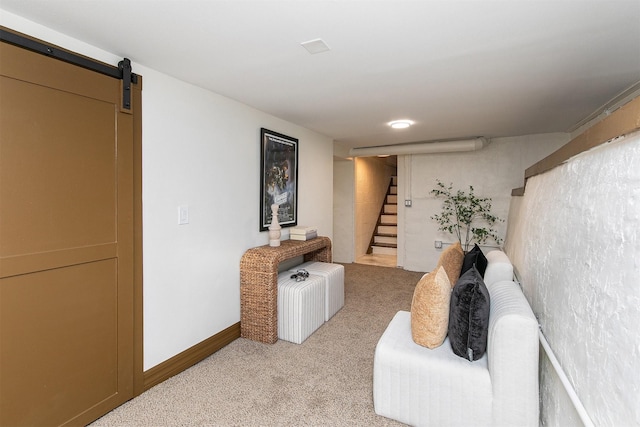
389,120,414,129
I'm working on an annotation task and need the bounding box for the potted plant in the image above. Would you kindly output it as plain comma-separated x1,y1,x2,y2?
430,180,503,252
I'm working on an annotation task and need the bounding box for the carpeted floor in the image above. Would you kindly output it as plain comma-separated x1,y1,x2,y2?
91,263,425,426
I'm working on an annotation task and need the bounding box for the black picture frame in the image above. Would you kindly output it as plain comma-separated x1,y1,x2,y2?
260,128,298,231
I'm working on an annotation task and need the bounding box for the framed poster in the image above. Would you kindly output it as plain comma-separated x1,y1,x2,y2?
260,128,298,231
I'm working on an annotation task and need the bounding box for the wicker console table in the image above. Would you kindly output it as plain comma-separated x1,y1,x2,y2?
240,237,332,344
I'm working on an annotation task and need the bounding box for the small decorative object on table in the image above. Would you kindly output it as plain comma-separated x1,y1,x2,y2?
289,225,318,241
268,204,281,247
289,268,310,281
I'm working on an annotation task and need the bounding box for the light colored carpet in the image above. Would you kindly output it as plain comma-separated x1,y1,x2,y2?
91,263,425,426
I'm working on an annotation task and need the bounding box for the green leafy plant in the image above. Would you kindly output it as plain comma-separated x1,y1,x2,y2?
430,180,503,252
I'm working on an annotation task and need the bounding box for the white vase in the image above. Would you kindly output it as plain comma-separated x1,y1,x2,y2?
268,204,281,247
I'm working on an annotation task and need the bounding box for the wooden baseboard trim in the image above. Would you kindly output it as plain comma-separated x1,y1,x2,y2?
142,322,241,392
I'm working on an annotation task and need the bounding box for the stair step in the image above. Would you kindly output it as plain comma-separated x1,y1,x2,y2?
372,242,397,248
389,185,397,195
374,235,397,245
387,194,397,204
392,176,398,185
384,204,397,214
376,232,397,237
380,214,397,225
372,245,398,255
378,225,397,234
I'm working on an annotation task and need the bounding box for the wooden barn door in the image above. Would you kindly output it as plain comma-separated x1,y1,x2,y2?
0,33,140,426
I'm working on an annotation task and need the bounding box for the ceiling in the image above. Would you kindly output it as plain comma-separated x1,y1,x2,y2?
2,0,640,153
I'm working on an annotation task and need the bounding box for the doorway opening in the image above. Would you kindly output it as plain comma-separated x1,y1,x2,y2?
354,155,398,268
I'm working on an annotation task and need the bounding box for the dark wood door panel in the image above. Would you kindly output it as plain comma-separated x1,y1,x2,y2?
0,260,120,426
0,76,117,262
0,40,118,104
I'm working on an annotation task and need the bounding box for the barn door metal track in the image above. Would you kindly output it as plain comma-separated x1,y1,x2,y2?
1,28,137,110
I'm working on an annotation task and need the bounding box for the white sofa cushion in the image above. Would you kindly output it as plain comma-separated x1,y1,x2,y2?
374,310,492,427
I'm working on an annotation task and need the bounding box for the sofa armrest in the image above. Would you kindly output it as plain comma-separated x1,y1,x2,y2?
484,250,514,287
486,280,539,427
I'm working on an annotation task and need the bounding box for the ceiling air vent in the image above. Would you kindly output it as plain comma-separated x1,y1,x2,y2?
301,38,330,55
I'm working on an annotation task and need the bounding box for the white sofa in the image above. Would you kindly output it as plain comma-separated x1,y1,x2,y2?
373,250,539,427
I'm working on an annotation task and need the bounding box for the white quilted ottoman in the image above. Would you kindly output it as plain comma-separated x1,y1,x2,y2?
277,271,325,344
290,261,344,321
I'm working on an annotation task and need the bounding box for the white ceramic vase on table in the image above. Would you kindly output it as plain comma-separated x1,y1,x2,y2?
268,204,281,247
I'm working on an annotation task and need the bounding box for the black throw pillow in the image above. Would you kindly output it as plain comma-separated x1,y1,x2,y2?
448,266,491,361
460,243,488,277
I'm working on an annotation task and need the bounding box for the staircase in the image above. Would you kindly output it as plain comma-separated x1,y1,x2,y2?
368,176,398,256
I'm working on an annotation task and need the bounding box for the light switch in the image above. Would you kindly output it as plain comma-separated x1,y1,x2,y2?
178,205,189,225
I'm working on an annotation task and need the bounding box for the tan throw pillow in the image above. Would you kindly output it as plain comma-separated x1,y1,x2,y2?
436,242,464,287
411,266,451,348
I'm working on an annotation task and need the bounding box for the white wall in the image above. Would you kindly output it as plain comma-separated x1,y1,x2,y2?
140,68,333,369
333,158,355,263
504,131,640,426
1,10,334,370
398,134,568,272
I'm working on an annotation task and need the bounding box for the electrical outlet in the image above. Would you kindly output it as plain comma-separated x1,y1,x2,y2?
434,240,443,249
404,200,412,207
